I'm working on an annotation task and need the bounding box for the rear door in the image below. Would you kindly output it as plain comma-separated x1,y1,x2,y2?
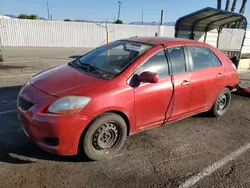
165,46,193,121
187,46,224,113
132,47,173,129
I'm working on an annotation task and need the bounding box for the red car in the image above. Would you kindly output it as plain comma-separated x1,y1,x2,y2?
17,37,239,160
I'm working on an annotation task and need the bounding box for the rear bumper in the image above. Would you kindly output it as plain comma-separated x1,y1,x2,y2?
17,83,94,156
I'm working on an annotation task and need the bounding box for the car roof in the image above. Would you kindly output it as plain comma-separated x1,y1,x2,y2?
123,37,211,47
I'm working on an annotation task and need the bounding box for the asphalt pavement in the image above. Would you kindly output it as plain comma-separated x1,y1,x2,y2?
0,47,250,188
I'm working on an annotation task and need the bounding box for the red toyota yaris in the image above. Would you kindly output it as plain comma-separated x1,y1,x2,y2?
17,37,240,160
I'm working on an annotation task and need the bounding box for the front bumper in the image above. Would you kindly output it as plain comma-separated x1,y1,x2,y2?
17,83,94,156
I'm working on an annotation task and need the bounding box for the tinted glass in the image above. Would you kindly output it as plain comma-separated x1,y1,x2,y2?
74,41,152,79
167,46,186,74
212,52,222,66
189,46,219,70
136,50,169,79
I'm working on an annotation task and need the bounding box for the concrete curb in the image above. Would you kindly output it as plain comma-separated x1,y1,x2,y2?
238,70,250,74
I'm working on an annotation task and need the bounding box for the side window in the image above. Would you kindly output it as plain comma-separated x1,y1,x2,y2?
136,50,169,79
211,51,222,66
189,46,220,70
167,46,186,75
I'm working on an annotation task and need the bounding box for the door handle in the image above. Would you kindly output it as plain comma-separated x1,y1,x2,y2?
217,73,222,78
181,80,191,86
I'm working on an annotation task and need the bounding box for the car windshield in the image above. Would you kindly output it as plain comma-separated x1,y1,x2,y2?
70,40,153,79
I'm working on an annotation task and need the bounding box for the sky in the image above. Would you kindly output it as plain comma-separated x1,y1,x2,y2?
1,0,250,23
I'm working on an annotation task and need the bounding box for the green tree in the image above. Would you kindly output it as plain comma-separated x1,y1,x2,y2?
64,19,72,21
231,0,237,12
18,14,29,19
29,14,39,20
114,19,123,24
225,0,231,11
239,0,247,14
18,14,39,20
217,0,222,9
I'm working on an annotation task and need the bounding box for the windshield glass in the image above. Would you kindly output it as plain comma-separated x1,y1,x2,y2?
72,40,153,79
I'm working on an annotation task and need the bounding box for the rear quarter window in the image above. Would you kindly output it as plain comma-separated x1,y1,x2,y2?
211,50,222,66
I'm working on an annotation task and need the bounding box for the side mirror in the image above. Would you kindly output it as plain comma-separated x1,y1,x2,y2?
138,71,159,83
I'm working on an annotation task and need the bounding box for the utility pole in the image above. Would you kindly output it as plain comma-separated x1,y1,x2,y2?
106,18,109,44
142,9,144,25
47,1,50,20
160,10,164,26
158,10,164,37
117,1,122,20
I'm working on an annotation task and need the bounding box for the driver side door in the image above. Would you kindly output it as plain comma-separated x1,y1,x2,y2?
132,47,173,130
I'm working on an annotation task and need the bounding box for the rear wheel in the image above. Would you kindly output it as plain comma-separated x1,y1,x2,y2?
210,88,231,117
82,113,127,161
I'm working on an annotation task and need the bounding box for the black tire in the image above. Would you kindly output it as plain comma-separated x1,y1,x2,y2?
210,88,231,117
82,113,127,161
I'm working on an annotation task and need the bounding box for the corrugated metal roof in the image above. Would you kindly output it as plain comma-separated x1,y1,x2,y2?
175,7,248,34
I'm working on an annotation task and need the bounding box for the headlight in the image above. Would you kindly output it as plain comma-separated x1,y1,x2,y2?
48,96,91,115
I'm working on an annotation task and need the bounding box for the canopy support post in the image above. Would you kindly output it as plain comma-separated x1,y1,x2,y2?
216,26,224,48
237,29,247,69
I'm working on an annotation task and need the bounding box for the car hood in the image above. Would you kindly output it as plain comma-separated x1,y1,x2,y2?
31,64,107,96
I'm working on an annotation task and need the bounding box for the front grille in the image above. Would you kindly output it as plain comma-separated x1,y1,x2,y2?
18,97,34,111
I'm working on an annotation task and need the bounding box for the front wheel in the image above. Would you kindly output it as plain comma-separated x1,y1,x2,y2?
82,113,127,161
210,88,231,117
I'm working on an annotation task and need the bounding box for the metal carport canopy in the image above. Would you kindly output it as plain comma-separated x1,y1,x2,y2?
175,7,248,37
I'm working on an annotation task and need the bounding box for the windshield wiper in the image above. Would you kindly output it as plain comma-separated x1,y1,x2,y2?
77,61,105,78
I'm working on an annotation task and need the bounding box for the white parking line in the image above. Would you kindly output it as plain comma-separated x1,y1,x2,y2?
0,110,16,115
0,73,35,78
179,143,250,188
